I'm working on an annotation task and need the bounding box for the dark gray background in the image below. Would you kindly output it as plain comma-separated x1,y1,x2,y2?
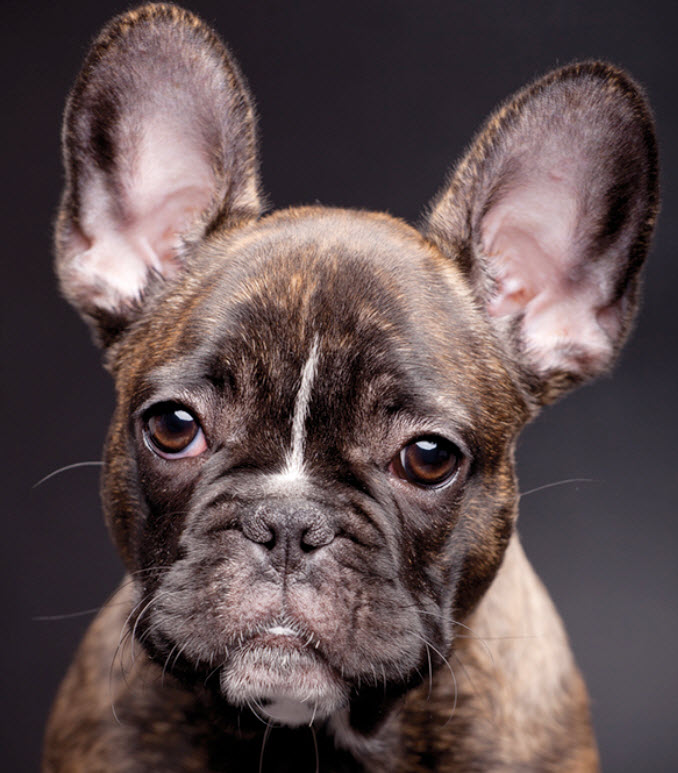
3,1,676,770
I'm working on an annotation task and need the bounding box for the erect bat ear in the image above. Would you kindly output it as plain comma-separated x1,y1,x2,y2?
55,3,262,346
424,62,659,404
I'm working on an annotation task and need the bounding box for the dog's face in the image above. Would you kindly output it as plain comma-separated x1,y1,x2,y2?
55,5,657,732
104,208,527,725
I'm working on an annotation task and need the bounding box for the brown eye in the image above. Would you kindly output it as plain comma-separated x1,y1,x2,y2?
392,436,461,488
145,404,206,458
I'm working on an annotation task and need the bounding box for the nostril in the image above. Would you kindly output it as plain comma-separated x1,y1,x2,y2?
263,533,276,551
242,504,336,558
300,524,335,553
242,518,275,548
300,532,316,553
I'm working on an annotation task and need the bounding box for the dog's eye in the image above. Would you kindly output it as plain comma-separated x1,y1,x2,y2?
144,404,207,459
391,436,461,488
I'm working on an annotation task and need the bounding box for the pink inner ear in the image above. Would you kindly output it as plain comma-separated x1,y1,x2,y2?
65,119,216,310
483,178,576,317
481,174,620,376
126,118,217,260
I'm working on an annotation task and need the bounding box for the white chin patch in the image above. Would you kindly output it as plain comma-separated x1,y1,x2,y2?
260,696,316,726
220,643,348,726
266,626,298,637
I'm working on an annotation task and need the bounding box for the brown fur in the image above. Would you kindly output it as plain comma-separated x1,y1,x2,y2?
44,4,658,771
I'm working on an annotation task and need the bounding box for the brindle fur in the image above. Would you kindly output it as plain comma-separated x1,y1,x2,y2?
44,4,658,771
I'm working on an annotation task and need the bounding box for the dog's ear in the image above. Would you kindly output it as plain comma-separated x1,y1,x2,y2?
424,62,658,404
55,4,261,346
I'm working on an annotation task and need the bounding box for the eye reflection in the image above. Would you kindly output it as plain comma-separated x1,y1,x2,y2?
144,404,206,458
391,435,461,488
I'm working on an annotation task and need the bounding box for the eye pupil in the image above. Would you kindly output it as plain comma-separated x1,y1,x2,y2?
396,436,460,487
147,407,199,453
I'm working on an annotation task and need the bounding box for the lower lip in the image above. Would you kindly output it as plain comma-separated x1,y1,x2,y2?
248,632,308,651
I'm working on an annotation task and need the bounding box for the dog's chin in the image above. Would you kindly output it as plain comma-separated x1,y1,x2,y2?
219,629,349,727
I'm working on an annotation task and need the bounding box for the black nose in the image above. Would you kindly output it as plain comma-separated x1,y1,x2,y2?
242,502,336,569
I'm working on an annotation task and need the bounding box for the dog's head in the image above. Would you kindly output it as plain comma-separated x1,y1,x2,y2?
55,4,657,733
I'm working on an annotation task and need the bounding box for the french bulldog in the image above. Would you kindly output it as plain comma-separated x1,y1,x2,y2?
43,3,658,771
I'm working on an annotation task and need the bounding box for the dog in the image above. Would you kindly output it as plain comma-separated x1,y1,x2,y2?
43,3,658,771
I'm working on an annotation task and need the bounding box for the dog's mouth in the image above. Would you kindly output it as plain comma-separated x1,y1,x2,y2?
219,624,349,726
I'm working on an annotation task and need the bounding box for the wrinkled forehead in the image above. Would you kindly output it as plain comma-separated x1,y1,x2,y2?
118,208,524,431
194,208,481,363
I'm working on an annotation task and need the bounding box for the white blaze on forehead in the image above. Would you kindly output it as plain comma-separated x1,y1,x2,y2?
276,337,320,483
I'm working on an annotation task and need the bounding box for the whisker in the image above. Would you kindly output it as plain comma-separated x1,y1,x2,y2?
33,572,141,623
423,640,433,700
33,566,171,623
109,625,135,724
451,619,495,668
258,721,272,773
411,632,458,724
454,633,537,641
162,644,179,686
310,724,320,773
120,590,157,647
127,566,173,580
130,591,175,662
33,460,104,488
519,477,598,499
130,598,155,663
171,642,188,671
451,649,474,693
204,664,222,687
248,700,270,727
137,618,166,649
452,649,500,730
33,607,103,621
110,621,136,698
